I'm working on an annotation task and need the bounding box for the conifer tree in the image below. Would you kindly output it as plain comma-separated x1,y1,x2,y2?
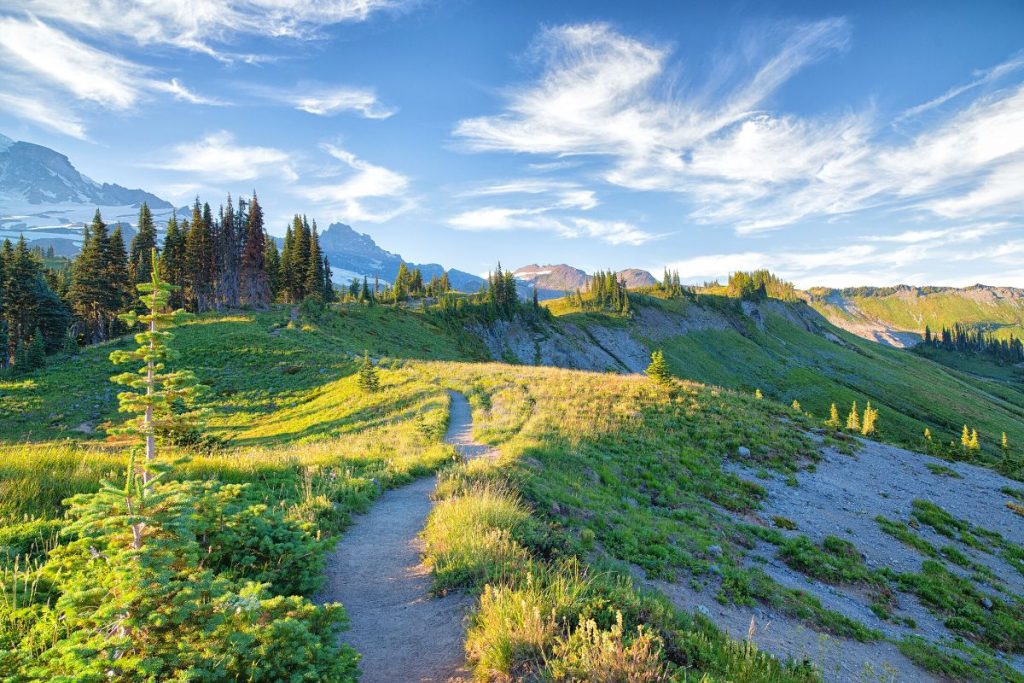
846,401,860,431
184,199,215,312
861,402,877,436
357,351,380,393
162,212,186,309
394,262,410,301
969,429,980,451
1003,432,1009,452
305,222,325,301
216,195,242,309
645,349,671,385
791,399,801,412
70,211,118,343
280,222,297,302
323,256,334,302
109,248,204,473
924,427,932,444
106,225,132,331
826,402,841,428
961,425,971,449
264,235,282,301
128,202,157,284
26,326,45,370
239,193,271,309
755,389,763,400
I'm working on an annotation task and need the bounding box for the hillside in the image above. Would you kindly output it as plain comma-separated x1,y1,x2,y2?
3,303,1023,681
468,291,1024,467
808,285,1024,348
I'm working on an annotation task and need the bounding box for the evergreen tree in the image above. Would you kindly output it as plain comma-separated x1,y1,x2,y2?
216,195,242,309
357,351,380,393
846,401,860,431
826,402,841,428
109,248,204,491
645,349,671,385
69,211,118,343
184,199,215,312
305,222,325,301
323,256,334,302
294,216,311,301
26,326,46,370
162,212,186,309
239,193,271,309
394,262,410,301
128,202,157,284
264,235,282,301
861,402,877,436
106,225,132,333
360,276,371,303
280,222,297,302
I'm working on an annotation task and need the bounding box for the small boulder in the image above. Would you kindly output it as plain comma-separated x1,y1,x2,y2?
737,446,751,458
708,544,723,557
697,605,712,618
981,597,993,610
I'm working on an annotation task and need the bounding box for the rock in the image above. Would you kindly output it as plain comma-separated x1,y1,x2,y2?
981,597,993,610
73,421,94,434
708,544,723,557
697,605,712,617
551,502,562,515
737,446,751,458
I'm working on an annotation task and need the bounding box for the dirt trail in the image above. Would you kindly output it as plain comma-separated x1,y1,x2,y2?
317,390,494,683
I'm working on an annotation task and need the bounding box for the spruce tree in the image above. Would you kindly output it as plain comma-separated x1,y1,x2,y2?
357,351,380,393
238,193,271,309
184,199,215,312
216,195,241,309
162,213,186,309
846,401,860,431
106,225,132,332
969,429,980,451
264,235,282,301
861,402,877,436
128,202,157,284
323,256,334,302
281,222,296,302
961,425,971,449
645,349,671,385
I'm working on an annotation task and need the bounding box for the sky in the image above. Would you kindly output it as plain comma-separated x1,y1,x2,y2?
0,0,1022,288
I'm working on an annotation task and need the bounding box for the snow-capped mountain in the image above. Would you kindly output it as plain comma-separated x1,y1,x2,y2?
0,133,174,255
514,263,657,300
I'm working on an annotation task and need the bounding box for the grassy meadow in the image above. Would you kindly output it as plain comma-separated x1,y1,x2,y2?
2,300,1022,680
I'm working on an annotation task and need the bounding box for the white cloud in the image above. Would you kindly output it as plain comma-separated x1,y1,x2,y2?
454,22,1024,234
293,86,395,119
0,16,218,136
20,0,408,57
155,131,294,182
448,206,656,246
296,144,412,223
0,90,88,139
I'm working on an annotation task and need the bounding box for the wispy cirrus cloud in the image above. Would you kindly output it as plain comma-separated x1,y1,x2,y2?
296,143,413,223
18,0,409,59
454,21,1024,234
0,16,218,135
449,178,657,245
249,83,396,119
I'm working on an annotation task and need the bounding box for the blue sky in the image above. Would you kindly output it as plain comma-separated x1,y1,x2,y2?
1,0,1022,287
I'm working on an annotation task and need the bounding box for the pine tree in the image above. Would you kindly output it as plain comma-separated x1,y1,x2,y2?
924,427,932,444
293,216,311,301
216,195,242,309
238,194,271,309
323,256,334,302
755,389,763,400
1002,432,1009,452
357,351,380,393
106,225,132,333
645,349,671,385
109,248,205,473
128,202,157,284
846,401,860,431
826,402,841,428
791,399,801,412
969,429,980,451
961,425,971,449
280,222,296,302
394,262,410,301
184,199,215,312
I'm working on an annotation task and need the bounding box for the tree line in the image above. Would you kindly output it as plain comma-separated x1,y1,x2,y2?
565,269,631,315
922,323,1024,364
727,270,798,302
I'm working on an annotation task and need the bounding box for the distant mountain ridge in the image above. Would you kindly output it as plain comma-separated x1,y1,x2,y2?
807,283,1024,348
513,263,657,300
316,222,485,291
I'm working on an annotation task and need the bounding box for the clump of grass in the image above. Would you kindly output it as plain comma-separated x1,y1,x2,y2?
421,484,532,592
876,515,940,558
925,463,962,478
1007,501,1024,518
1002,486,1024,502
771,515,798,531
898,636,1024,683
778,535,878,586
